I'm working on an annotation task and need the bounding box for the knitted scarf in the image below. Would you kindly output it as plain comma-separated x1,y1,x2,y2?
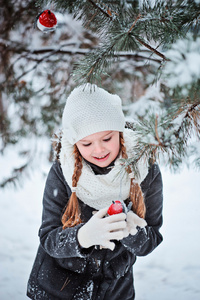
60,128,148,210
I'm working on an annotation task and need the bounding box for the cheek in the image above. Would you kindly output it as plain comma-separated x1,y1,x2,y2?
78,146,90,159
110,139,120,153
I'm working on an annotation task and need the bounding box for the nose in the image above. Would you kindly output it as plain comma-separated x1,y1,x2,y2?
93,142,105,154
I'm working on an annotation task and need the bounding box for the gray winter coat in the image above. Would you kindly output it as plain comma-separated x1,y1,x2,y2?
27,160,163,300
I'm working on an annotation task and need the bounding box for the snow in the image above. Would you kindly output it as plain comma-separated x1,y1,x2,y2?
0,162,199,299
134,165,200,299
1,4,200,298
126,83,163,119
162,35,200,93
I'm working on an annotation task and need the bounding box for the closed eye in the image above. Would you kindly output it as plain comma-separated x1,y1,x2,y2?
103,137,112,142
82,143,91,147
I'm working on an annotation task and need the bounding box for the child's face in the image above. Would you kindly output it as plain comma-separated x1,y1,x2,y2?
76,131,120,167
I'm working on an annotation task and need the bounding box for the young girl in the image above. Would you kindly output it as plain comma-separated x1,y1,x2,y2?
27,84,163,300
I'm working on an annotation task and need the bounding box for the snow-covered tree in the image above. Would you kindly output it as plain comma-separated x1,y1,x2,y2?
0,0,199,187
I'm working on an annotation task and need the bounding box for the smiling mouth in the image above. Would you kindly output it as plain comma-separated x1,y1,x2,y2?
93,153,110,161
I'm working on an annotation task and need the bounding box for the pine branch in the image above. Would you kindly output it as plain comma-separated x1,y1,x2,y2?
36,0,184,84
0,162,30,189
126,97,200,171
86,40,117,81
128,14,141,33
71,1,171,82
85,11,98,28
87,0,114,19
134,37,169,61
1,37,161,89
1,38,162,62
175,103,200,138
155,114,163,146
125,112,190,171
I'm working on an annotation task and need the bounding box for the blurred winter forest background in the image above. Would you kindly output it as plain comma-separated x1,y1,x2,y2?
0,0,200,186
0,0,200,299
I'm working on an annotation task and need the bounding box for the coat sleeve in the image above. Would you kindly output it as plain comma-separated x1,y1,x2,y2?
121,163,163,256
38,161,93,272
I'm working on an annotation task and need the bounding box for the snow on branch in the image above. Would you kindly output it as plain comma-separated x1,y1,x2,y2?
125,100,200,173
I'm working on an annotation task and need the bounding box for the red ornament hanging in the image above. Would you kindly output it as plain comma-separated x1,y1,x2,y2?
36,10,57,32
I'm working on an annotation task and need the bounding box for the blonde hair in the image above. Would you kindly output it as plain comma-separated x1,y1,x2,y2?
61,132,146,229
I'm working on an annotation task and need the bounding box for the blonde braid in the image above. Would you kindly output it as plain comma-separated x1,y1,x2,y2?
62,145,83,228
120,132,146,219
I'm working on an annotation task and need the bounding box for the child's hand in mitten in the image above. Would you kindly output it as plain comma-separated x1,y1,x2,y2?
126,211,147,235
77,207,127,251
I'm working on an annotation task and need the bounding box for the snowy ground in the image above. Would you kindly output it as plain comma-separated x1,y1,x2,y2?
0,163,199,300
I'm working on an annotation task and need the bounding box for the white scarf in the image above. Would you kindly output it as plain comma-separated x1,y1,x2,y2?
60,128,148,210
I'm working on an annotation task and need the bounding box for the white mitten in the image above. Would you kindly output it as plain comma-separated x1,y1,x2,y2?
126,211,147,235
77,207,127,251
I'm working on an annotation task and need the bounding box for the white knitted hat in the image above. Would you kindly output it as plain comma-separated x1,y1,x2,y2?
62,84,125,144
